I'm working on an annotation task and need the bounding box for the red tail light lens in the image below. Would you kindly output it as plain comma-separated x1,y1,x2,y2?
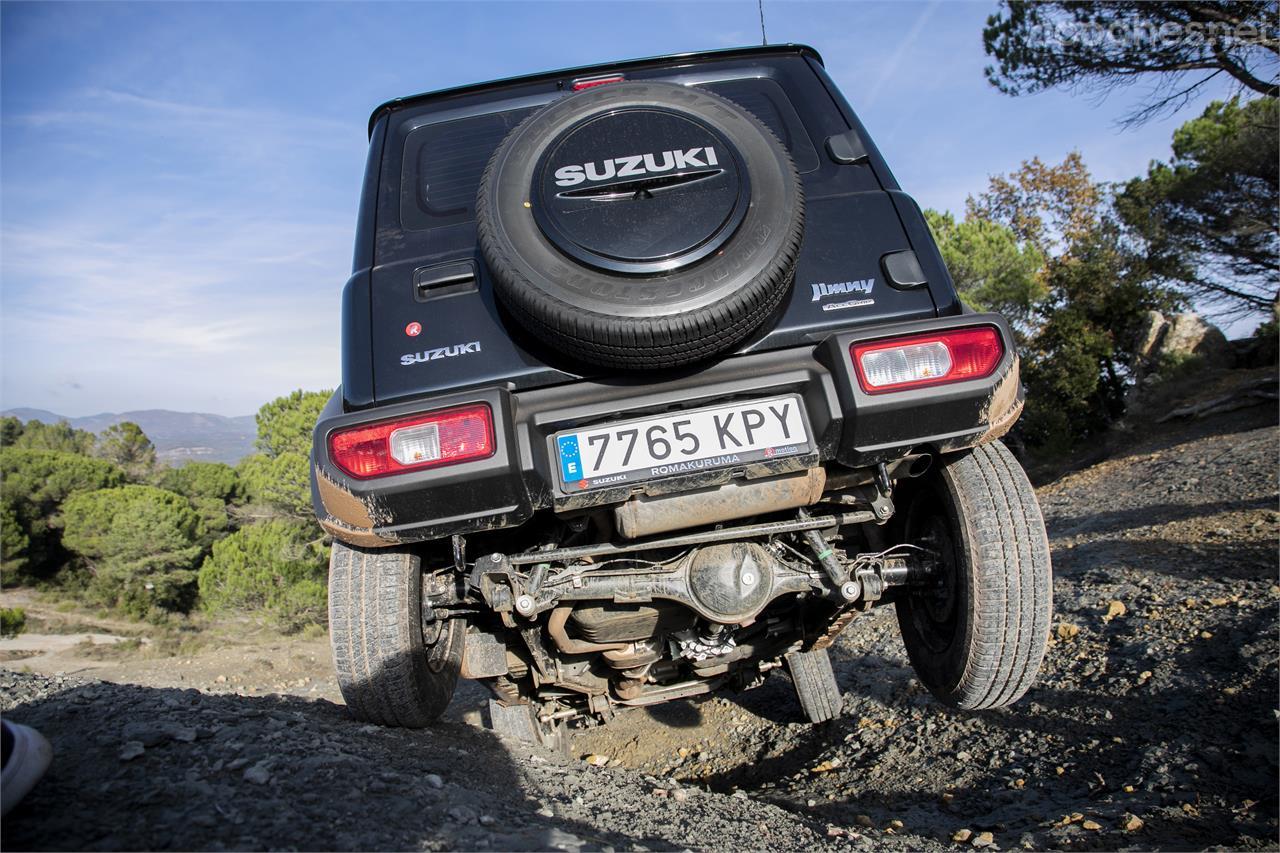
851,327,1004,394
572,74,625,91
329,404,495,479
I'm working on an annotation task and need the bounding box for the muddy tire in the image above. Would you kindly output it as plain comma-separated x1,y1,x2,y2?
487,700,570,754
896,441,1052,710
329,541,464,727
785,648,842,723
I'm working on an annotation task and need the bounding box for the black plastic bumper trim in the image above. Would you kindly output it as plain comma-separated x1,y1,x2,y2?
312,313,1020,545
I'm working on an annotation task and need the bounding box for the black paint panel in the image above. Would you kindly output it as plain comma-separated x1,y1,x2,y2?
350,49,954,414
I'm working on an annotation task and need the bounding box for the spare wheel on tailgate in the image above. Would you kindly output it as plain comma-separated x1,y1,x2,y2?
476,81,804,369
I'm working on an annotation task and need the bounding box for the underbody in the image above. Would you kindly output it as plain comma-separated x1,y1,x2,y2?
432,465,937,729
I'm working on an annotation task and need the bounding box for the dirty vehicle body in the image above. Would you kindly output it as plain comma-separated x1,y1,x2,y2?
312,45,1052,741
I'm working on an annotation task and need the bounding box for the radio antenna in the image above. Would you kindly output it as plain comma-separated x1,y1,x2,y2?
758,0,768,46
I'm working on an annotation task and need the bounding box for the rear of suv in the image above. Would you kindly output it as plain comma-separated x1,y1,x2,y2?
311,44,1051,744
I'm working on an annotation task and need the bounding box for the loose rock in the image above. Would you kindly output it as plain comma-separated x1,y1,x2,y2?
243,764,271,785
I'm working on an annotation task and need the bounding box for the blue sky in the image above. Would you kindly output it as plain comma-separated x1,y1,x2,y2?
1,1,1246,417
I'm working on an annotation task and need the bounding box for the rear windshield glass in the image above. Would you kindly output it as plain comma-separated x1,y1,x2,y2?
399,78,818,231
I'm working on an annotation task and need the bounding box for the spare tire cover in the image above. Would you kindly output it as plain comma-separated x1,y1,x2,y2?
477,81,804,370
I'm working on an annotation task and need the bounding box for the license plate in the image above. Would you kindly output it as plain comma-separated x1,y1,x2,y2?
555,394,810,490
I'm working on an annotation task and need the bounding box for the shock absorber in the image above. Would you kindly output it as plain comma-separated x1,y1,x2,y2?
798,509,860,601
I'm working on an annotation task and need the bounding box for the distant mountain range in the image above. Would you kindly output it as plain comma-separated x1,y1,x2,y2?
3,408,257,465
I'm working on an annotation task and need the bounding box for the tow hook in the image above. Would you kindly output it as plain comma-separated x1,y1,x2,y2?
472,553,522,626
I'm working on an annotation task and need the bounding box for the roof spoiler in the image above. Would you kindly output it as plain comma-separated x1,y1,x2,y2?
366,43,824,137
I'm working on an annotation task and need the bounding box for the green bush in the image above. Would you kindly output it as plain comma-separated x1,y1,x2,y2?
62,485,203,618
0,416,23,446
197,520,328,632
188,497,233,549
155,462,245,548
1,498,31,577
155,462,244,504
0,449,125,581
234,389,330,526
8,420,95,455
1017,219,1179,452
1250,317,1279,366
94,421,157,481
255,390,331,458
237,452,312,521
0,607,25,637
924,209,1045,333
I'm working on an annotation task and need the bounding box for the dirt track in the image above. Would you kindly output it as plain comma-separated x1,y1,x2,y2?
2,395,1277,851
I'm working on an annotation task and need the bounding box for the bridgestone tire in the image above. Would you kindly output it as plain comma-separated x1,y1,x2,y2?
896,441,1052,710
329,541,464,727
785,648,842,723
477,81,804,370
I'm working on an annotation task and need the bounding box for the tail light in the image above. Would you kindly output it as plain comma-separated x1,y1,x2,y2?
851,327,1004,394
329,404,494,479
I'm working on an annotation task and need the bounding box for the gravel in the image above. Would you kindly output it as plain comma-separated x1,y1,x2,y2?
0,668,853,851
2,406,1276,850
571,416,1279,850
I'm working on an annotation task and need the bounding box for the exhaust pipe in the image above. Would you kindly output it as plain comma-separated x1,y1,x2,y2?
824,453,934,491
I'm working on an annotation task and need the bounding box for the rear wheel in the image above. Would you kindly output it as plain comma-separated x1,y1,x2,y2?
896,441,1052,710
329,541,464,727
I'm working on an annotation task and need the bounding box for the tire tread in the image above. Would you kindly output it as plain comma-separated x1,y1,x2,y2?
899,441,1052,710
786,648,842,723
328,542,462,727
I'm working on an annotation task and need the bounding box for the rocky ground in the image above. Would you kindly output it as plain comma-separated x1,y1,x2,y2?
2,374,1276,851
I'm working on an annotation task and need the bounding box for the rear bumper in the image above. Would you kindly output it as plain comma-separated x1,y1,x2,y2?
311,313,1023,546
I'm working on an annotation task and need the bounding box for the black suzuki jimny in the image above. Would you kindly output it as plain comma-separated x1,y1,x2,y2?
311,44,1051,747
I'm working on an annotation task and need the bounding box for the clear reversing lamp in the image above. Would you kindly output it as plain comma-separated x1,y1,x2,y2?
851,327,1003,394
329,404,494,479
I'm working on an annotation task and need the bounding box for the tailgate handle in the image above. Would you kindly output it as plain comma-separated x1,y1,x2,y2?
881,250,928,289
414,261,477,302
825,129,868,165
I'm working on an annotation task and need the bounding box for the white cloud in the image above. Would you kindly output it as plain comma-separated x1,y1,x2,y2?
10,87,350,139
1,214,347,415
2,68,365,415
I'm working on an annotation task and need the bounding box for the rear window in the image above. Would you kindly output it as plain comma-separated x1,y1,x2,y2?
398,78,819,232
400,107,539,231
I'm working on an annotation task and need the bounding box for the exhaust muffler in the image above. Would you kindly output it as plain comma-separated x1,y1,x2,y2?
613,469,826,539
